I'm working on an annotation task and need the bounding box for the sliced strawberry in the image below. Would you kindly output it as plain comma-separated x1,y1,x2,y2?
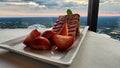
59,23,68,36
41,30,57,45
41,30,56,39
30,37,51,50
53,34,75,50
23,29,41,46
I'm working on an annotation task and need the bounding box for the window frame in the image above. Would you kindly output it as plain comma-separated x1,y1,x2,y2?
87,0,100,32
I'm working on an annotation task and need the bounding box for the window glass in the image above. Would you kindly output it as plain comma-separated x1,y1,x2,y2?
0,0,88,28
98,0,120,40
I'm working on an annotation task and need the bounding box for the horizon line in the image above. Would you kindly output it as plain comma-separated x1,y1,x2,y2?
0,11,120,17
0,15,120,18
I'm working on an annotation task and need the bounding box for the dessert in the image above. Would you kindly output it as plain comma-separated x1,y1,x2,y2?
41,30,56,39
23,9,80,51
30,36,51,50
53,34,75,50
23,29,51,50
41,30,57,45
52,11,80,37
23,28,75,50
23,29,41,46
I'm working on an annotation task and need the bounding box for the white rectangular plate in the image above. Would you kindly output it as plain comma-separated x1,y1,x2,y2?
0,26,89,67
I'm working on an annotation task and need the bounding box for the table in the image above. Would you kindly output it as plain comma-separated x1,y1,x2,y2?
0,29,120,68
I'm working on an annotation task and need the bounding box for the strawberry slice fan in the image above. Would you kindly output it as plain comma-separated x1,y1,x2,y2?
23,22,75,51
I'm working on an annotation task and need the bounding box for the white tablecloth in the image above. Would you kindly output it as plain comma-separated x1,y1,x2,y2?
0,29,120,68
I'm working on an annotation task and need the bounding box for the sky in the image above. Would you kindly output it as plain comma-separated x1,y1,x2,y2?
0,0,120,17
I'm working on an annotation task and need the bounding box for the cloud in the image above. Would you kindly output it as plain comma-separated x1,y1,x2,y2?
0,0,22,2
0,0,119,16
0,2,47,14
64,0,88,5
0,0,88,8
99,0,120,14
100,0,120,4
61,2,78,7
4,2,46,8
100,0,108,3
